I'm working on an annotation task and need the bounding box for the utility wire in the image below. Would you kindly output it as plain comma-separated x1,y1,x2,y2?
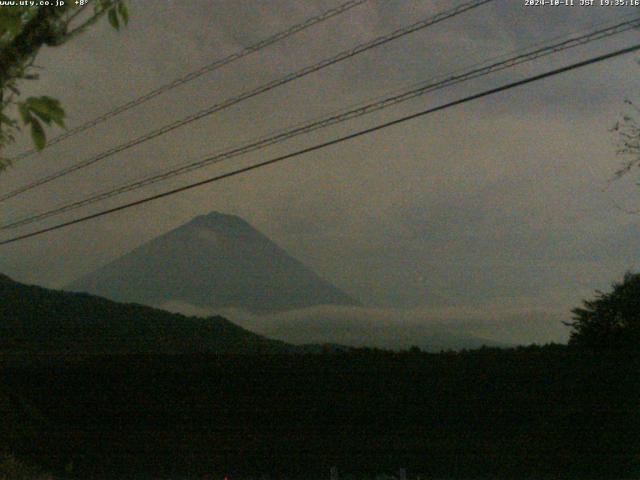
9,0,370,160
85,11,638,190
3,17,638,231
0,0,493,203
1,43,638,246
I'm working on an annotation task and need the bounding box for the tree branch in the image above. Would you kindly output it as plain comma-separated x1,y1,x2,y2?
0,6,66,87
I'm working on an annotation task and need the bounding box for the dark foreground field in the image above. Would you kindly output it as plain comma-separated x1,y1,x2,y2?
1,348,639,479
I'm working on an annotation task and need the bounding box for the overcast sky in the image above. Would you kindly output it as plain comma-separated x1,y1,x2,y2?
0,0,639,328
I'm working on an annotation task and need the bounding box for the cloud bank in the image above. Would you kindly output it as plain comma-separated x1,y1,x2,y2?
161,301,570,350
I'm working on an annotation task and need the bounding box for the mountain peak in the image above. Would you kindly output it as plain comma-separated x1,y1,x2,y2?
187,211,252,231
67,212,360,314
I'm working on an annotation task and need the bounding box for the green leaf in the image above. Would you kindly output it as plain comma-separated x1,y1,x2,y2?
30,118,46,150
95,0,112,12
30,109,53,126
25,96,65,128
27,96,59,115
51,115,65,129
0,14,22,37
117,1,129,25
18,103,32,124
108,8,120,30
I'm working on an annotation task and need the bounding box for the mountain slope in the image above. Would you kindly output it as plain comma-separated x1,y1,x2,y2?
66,212,359,313
0,273,294,354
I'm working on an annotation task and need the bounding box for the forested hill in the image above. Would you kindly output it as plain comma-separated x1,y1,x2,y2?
3,350,639,479
0,273,294,354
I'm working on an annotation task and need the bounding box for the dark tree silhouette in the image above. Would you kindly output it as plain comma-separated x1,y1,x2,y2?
567,271,640,350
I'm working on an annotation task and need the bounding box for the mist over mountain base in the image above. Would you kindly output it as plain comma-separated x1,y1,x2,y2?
161,302,570,351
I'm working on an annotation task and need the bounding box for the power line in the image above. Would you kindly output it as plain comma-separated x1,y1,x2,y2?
0,0,493,203
4,17,638,231
1,43,638,247
9,0,370,161
4,17,637,229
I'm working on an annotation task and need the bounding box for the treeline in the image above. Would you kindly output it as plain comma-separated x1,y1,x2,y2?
344,342,569,355
1,347,638,479
0,273,294,354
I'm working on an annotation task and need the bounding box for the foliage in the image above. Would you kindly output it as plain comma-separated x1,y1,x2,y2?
610,56,639,185
566,271,640,350
0,1,129,170
3,350,638,479
612,98,640,180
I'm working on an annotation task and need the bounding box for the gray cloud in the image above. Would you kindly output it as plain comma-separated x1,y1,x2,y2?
160,301,571,349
